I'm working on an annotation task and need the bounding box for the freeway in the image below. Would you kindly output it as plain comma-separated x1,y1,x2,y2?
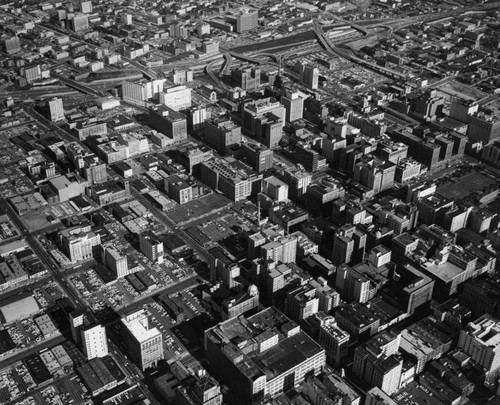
53,74,105,97
313,20,407,81
205,59,230,92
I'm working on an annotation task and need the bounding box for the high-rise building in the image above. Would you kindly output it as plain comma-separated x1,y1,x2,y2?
79,0,93,13
69,310,85,344
205,116,242,155
71,14,89,32
159,85,192,111
233,67,261,91
205,307,326,404
260,234,297,264
353,330,403,395
59,225,101,263
234,8,258,33
285,284,319,322
2,36,21,54
458,314,500,375
318,317,350,366
300,65,319,90
282,91,304,122
48,97,65,122
241,98,285,147
240,143,273,173
263,176,289,202
24,65,42,84
148,104,187,142
139,231,164,264
103,244,130,278
121,13,133,25
121,310,163,371
82,324,108,360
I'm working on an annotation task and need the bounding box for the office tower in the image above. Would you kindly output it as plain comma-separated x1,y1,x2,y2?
282,91,304,122
79,0,92,13
159,85,192,111
2,36,21,54
82,324,108,360
121,13,132,25
233,67,261,91
48,97,65,122
69,310,85,344
234,8,258,33
59,225,101,263
71,14,89,32
103,244,130,278
263,176,289,202
458,314,500,375
318,317,350,366
353,330,403,395
148,105,187,142
300,65,319,90
139,231,164,264
285,284,319,322
121,310,163,371
204,116,242,155
241,98,285,147
240,143,273,173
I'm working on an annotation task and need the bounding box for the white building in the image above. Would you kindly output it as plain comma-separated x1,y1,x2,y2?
458,314,500,374
48,98,65,122
82,324,108,360
121,310,163,371
159,85,192,111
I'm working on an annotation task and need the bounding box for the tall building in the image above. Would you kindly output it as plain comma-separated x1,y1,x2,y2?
69,310,85,344
282,91,304,122
71,14,89,32
103,244,130,278
233,67,261,91
458,314,500,375
260,234,297,264
79,0,93,13
241,98,285,147
82,324,108,360
2,36,21,54
353,330,403,395
121,13,133,25
48,98,65,122
234,8,258,33
204,116,242,155
300,65,319,90
205,307,326,404
285,284,319,322
318,317,350,366
159,85,192,111
277,166,312,198
121,310,163,371
240,143,273,173
139,231,164,264
148,105,187,142
59,225,101,263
